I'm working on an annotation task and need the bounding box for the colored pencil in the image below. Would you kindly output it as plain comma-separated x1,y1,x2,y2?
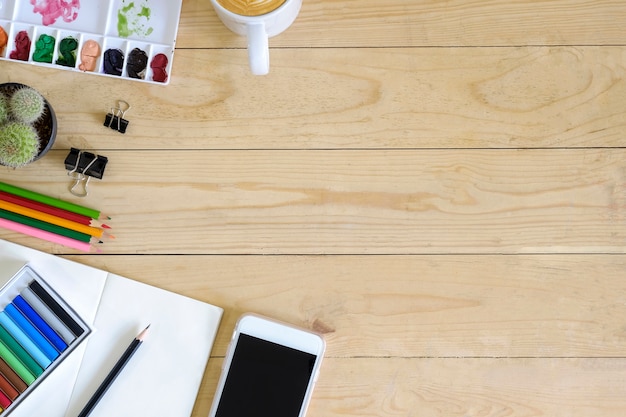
0,217,95,252
0,200,104,238
0,181,106,219
77,325,150,417
0,209,102,244
0,191,110,228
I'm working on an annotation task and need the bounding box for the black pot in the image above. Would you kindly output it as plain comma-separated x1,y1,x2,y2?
0,82,57,164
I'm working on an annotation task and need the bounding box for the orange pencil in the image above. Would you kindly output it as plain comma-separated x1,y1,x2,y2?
0,200,104,238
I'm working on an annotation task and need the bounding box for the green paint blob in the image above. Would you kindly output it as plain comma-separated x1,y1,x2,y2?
56,37,78,67
117,10,130,37
32,34,55,63
117,1,154,38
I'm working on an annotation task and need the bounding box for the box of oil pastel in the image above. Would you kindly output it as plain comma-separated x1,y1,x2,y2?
0,265,91,415
0,0,183,84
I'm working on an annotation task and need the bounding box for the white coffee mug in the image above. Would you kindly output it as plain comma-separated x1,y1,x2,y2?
210,0,302,75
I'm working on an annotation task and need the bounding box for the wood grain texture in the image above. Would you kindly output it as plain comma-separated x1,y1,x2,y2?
1,46,624,149
192,358,626,417
0,1,625,416
179,0,626,48
61,254,626,358
2,148,625,254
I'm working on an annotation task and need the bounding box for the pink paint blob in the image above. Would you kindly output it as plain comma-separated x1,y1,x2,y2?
30,0,81,26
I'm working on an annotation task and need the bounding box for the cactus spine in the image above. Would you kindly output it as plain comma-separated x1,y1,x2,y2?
0,122,40,168
9,87,46,124
0,93,8,125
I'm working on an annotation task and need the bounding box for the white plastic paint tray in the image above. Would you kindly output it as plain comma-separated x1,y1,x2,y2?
0,0,183,85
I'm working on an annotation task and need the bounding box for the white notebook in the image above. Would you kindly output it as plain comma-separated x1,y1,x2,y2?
0,239,223,417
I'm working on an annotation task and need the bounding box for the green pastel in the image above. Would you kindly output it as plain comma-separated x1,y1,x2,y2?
0,339,35,385
0,325,43,378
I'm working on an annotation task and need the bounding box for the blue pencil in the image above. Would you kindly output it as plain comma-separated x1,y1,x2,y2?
12,296,68,352
5,304,60,362
0,312,51,369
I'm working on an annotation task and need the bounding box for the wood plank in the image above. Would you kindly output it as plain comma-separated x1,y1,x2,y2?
3,148,625,254
179,0,626,48
58,254,626,358
2,46,624,149
193,358,626,417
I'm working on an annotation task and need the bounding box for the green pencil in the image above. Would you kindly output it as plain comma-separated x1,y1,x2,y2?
0,209,98,243
0,181,101,219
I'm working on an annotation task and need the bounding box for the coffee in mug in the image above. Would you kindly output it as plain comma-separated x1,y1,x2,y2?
210,0,302,75
216,0,286,16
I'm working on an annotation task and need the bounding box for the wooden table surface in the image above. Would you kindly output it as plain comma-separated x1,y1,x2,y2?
1,1,626,415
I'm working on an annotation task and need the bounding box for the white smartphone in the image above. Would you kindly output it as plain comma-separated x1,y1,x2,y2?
207,313,326,417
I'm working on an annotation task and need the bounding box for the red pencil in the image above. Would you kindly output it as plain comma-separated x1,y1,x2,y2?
0,191,110,229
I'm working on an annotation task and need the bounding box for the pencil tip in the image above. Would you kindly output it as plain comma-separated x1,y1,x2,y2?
101,224,111,229
137,325,150,341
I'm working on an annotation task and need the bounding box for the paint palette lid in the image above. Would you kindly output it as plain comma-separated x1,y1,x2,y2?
0,0,183,84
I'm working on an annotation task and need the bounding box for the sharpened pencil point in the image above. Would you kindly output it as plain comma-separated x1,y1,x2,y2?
101,224,111,229
137,325,150,341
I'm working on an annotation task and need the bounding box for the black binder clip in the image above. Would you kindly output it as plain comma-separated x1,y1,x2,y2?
104,100,130,133
64,148,108,197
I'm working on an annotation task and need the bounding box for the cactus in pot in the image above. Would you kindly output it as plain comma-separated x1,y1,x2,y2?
0,122,40,168
0,83,56,168
9,87,45,124
0,94,8,125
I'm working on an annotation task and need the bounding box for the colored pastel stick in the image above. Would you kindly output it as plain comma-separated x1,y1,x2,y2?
0,312,51,369
0,324,44,377
5,304,59,362
13,296,67,352
0,387,11,409
0,208,94,243
0,200,104,238
0,358,27,393
0,218,94,252
0,339,36,385
0,372,19,401
0,181,101,219
28,280,85,337
21,288,75,344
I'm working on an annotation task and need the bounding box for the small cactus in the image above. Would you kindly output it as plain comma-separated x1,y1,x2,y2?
10,87,45,124
0,122,40,168
0,94,8,125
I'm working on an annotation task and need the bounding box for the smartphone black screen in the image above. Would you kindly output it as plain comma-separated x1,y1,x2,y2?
214,333,318,417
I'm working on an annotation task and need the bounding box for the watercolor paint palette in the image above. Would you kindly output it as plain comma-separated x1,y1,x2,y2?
0,265,90,415
0,0,183,84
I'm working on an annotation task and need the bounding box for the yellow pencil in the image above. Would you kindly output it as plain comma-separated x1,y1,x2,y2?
0,200,104,238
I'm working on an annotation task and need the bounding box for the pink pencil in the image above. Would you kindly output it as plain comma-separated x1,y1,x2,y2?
0,217,96,252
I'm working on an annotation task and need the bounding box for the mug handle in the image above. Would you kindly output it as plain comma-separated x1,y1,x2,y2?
247,22,269,75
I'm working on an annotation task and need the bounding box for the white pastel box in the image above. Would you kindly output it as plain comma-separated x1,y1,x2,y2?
0,0,183,84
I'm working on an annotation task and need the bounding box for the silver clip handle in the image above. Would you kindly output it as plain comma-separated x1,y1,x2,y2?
68,172,91,197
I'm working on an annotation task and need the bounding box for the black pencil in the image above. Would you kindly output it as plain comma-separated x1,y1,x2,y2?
77,325,150,417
